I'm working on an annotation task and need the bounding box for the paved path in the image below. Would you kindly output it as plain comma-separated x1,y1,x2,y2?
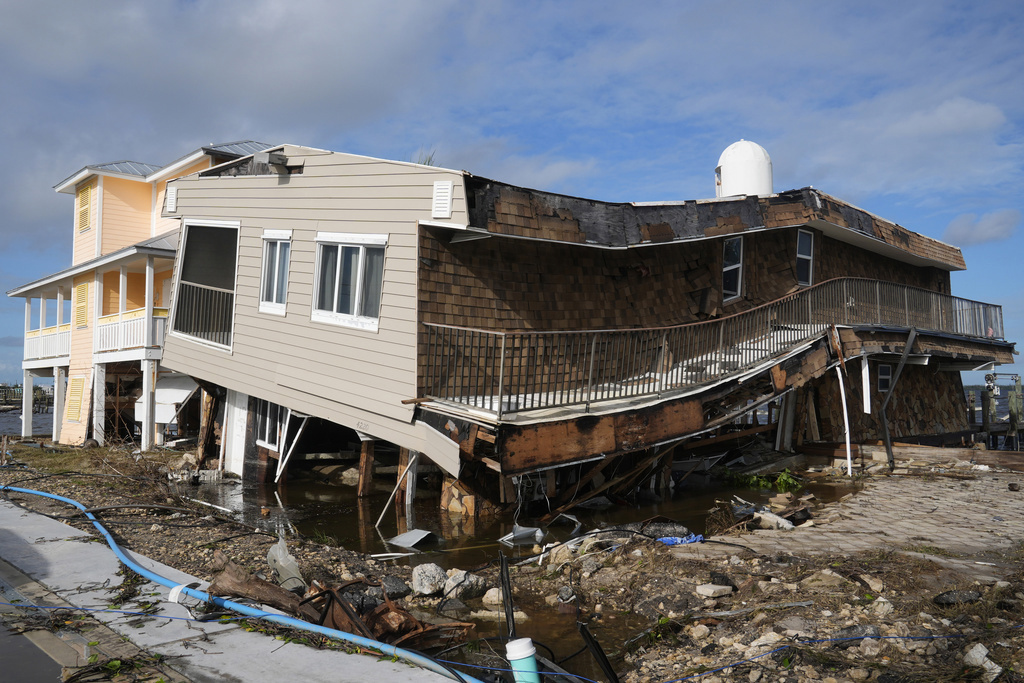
674,470,1024,581
0,498,456,683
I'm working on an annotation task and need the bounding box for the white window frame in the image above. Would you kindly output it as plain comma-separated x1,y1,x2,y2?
259,229,292,315
796,229,814,286
722,236,743,302
254,399,285,450
877,364,892,394
311,232,387,332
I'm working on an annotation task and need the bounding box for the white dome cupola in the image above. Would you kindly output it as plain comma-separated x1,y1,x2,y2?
715,140,773,198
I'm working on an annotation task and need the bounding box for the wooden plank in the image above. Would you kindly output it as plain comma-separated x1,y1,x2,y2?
498,397,702,474
357,439,375,498
681,423,776,450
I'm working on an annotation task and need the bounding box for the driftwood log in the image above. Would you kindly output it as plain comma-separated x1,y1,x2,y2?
208,549,319,622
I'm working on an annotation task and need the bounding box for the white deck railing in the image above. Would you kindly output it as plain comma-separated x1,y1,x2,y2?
24,325,71,361
423,277,1006,419
95,308,168,353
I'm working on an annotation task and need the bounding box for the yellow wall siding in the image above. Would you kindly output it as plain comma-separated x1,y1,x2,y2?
102,271,119,316
62,273,96,444
101,177,152,254
102,268,172,315
154,160,208,235
73,180,98,266
154,269,173,307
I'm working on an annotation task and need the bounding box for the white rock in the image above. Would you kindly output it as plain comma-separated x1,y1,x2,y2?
963,643,1003,683
411,563,448,595
859,638,883,657
859,574,884,593
870,597,894,616
444,569,489,600
696,584,733,598
690,624,710,640
748,631,784,649
482,587,504,606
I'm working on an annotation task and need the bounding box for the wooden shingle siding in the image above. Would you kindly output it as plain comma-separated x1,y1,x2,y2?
161,147,467,461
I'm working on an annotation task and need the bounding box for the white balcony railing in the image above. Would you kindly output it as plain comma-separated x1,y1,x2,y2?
24,325,71,361
96,308,169,353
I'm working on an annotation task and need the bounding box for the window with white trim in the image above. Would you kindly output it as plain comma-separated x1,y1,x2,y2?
877,364,892,394
312,232,387,331
259,230,291,315
255,399,284,450
796,229,814,286
722,236,743,301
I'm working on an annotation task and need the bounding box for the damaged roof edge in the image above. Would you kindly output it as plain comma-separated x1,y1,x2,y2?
461,176,964,270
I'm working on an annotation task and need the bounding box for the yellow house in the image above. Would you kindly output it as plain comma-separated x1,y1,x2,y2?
8,142,271,448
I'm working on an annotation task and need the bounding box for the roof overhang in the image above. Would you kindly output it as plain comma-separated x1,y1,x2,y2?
7,239,177,299
146,149,207,184
804,218,963,272
54,167,152,194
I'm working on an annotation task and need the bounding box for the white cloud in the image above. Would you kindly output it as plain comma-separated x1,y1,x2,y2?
943,209,1020,247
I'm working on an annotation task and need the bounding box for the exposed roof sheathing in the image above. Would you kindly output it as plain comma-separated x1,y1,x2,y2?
464,177,965,271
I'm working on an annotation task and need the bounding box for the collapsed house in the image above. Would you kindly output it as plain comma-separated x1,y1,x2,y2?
149,141,1013,514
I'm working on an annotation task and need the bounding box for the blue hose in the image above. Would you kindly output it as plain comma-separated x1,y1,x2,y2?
1,485,483,683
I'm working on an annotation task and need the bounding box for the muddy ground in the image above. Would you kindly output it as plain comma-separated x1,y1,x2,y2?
1,443,1023,683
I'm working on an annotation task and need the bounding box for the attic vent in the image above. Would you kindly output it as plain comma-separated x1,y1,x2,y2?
77,184,91,232
432,181,453,219
165,186,178,213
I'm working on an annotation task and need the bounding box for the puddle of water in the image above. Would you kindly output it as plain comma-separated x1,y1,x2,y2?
182,470,855,679
185,472,854,569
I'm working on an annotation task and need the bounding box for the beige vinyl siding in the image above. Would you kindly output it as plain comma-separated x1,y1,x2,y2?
101,177,153,254
161,148,467,462
73,180,98,266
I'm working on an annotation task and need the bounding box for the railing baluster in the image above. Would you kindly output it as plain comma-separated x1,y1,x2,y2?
420,278,1003,416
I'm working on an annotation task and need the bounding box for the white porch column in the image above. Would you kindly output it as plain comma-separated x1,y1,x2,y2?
118,266,127,350
21,370,34,438
39,295,47,331
24,298,31,360
92,363,106,446
56,286,65,326
144,256,154,347
141,359,156,451
52,366,66,442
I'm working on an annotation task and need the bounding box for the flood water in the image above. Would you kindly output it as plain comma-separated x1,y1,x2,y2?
182,470,856,681
0,410,54,437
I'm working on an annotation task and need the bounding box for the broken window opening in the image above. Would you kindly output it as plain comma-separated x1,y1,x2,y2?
877,364,892,393
259,230,291,315
312,232,387,332
797,229,814,286
723,236,743,301
255,398,285,451
171,222,238,348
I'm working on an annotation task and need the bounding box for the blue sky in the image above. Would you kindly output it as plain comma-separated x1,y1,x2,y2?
0,1,1020,384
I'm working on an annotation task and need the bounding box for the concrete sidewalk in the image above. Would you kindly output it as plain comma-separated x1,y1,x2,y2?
674,470,1024,582
0,498,455,682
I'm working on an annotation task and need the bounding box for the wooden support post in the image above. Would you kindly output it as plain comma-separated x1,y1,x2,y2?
356,497,372,553
967,390,976,425
396,448,410,517
357,438,375,498
545,470,556,498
